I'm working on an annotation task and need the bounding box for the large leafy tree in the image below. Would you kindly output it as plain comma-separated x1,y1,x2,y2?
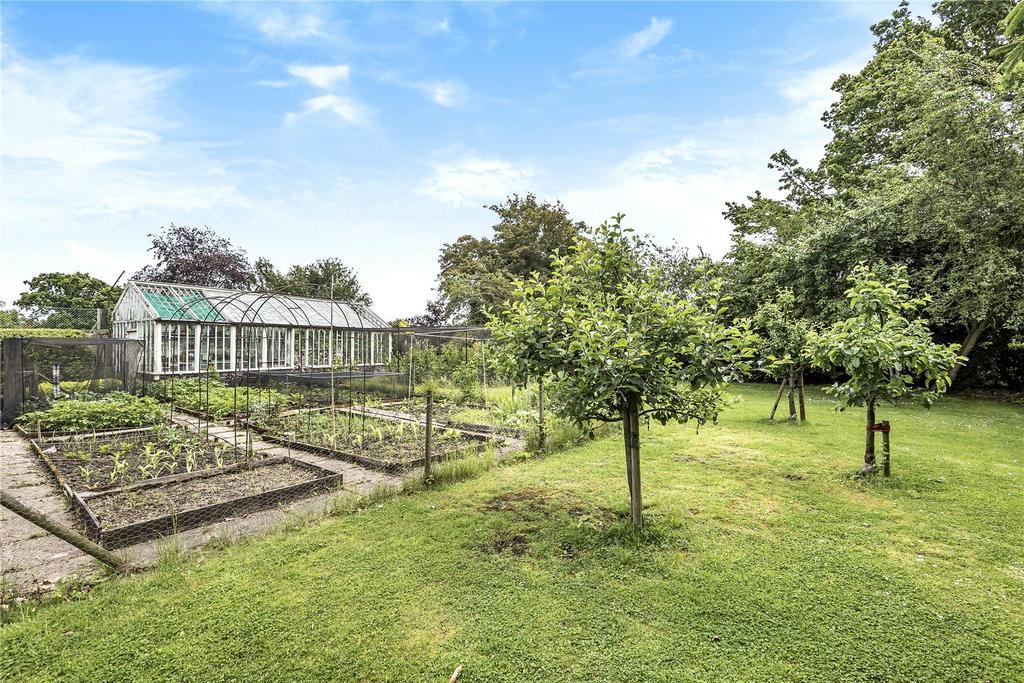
16,273,121,318
431,193,585,324
489,216,754,531
805,265,961,475
134,224,255,289
254,257,371,305
723,4,1024,386
995,1,1024,88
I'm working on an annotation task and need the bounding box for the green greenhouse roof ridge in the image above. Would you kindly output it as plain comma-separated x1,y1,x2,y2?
124,281,387,328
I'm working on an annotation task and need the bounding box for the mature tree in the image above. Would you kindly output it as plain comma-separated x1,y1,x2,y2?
642,240,713,298
254,257,371,305
804,265,961,475
994,0,1024,88
489,216,754,531
16,273,122,319
134,224,254,289
432,194,585,324
823,23,1024,380
722,4,1024,387
753,289,816,422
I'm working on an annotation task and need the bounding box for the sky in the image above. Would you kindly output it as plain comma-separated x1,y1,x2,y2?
0,1,933,321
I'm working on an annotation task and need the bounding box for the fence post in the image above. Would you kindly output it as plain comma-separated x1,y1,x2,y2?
1,490,125,571
424,389,433,480
882,421,891,477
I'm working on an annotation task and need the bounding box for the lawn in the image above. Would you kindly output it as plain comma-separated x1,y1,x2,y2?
2,384,1022,682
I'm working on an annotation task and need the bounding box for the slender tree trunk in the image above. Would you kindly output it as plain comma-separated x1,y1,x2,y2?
864,398,877,474
798,368,806,422
621,393,642,532
621,401,634,501
948,321,988,385
628,393,642,532
787,370,797,422
768,379,786,421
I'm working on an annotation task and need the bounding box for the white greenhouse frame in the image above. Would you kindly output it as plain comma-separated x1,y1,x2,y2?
112,281,395,378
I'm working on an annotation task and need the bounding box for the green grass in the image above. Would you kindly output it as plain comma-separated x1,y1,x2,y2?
2,384,1022,682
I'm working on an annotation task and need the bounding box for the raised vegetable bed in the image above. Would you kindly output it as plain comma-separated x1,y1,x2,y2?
72,457,342,548
31,426,252,492
254,411,496,471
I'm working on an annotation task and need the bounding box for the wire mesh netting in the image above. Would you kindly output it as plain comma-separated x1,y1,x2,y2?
0,307,104,333
1,337,146,428
5,324,559,551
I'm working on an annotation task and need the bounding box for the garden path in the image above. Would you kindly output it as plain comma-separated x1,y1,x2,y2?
1,430,95,594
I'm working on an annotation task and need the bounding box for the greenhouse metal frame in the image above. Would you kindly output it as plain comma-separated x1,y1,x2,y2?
112,281,396,379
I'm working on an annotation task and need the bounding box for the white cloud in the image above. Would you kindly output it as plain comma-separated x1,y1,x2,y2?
562,52,871,257
284,94,366,125
1,52,178,169
286,64,350,90
573,17,695,82
205,3,329,41
0,48,250,303
419,156,532,207
423,80,466,108
619,17,673,59
255,79,291,89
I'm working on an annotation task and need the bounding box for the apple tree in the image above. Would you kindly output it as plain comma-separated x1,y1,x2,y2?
488,216,754,531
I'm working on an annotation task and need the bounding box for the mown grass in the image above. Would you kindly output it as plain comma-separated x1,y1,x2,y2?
2,384,1022,682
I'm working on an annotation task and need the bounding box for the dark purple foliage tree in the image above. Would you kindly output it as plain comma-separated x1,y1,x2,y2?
134,224,255,289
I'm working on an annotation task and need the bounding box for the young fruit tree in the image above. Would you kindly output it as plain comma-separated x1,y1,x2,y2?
488,216,755,531
753,288,816,422
804,264,962,476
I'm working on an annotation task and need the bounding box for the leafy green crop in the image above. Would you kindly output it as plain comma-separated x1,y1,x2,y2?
17,393,165,432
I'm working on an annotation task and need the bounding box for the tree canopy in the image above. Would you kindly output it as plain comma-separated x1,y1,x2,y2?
489,216,754,530
721,2,1024,387
134,224,255,289
254,257,371,305
429,194,585,324
16,272,121,317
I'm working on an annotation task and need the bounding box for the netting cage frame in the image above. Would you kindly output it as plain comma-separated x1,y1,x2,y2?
0,336,148,427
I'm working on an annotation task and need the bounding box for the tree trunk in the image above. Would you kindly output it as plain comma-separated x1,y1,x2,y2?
798,368,806,422
621,393,642,532
864,399,877,474
787,370,797,422
768,379,786,421
948,321,988,385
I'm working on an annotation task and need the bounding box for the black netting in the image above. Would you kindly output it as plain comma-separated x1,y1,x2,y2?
1,337,146,427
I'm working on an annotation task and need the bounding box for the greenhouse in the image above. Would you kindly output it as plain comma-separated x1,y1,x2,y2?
112,281,395,378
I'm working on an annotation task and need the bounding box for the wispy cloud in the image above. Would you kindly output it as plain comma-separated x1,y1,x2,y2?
419,156,532,207
1,50,178,169
422,79,467,108
203,3,330,42
287,64,350,89
284,94,366,126
573,17,696,83
619,17,672,59
562,52,871,256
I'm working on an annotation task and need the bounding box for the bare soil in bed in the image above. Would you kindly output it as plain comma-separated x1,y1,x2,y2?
86,462,316,528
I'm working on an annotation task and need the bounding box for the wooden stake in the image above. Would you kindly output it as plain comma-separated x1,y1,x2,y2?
424,389,433,480
882,420,891,477
1,489,125,571
787,370,797,422
798,368,807,422
768,379,786,421
537,378,546,452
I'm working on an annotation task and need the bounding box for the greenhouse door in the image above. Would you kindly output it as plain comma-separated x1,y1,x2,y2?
293,329,307,370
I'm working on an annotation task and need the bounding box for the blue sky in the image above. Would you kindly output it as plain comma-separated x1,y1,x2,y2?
0,1,931,320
